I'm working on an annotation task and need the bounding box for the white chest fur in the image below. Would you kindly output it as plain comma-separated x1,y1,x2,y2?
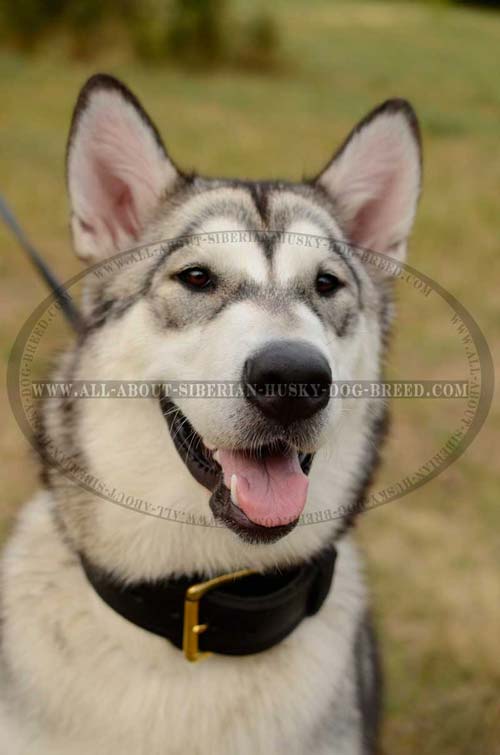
0,493,367,755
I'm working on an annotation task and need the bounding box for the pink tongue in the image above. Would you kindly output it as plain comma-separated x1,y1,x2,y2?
217,449,308,528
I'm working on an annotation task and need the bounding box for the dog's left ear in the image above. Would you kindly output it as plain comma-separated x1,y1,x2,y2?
66,74,180,263
315,99,422,263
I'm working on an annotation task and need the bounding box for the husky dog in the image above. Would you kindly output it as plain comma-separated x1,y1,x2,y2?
0,75,421,755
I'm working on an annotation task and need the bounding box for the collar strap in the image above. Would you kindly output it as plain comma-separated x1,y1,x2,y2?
80,547,336,661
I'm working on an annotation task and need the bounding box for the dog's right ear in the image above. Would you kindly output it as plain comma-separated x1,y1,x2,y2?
66,74,180,264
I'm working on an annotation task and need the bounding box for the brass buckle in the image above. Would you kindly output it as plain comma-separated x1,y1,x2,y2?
182,568,255,662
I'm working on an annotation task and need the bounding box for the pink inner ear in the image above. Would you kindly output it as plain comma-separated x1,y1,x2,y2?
90,138,143,245
99,171,139,244
78,152,140,247
68,87,178,258
349,198,380,249
349,173,398,250
318,110,420,257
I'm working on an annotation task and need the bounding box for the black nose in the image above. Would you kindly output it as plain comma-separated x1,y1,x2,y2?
243,340,331,425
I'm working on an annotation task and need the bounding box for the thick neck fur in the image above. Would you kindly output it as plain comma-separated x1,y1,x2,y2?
40,301,388,583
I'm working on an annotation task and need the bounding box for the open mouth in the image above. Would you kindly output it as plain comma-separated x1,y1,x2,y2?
160,398,313,543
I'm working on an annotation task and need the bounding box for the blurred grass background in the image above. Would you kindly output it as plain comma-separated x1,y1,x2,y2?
1,1,499,753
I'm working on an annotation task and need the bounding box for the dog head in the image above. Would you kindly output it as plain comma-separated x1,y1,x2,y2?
54,75,421,573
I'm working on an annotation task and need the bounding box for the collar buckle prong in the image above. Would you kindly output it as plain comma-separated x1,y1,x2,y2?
182,568,255,662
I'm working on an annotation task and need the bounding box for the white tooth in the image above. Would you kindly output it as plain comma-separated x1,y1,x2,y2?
230,474,241,508
213,450,220,463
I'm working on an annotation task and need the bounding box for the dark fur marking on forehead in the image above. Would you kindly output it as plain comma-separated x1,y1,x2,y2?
188,185,276,259
179,191,260,234
264,192,364,308
215,179,326,260
249,183,269,223
159,179,370,279
248,184,274,257
145,193,265,279
82,178,366,334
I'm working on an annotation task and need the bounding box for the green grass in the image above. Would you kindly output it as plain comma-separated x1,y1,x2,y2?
1,2,499,753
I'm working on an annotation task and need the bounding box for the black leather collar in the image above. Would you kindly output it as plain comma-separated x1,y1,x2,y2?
80,547,336,657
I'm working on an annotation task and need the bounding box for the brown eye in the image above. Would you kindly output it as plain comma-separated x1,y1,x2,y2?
177,267,213,291
316,272,344,296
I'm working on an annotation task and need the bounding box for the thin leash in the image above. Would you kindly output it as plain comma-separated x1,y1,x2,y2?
0,194,82,333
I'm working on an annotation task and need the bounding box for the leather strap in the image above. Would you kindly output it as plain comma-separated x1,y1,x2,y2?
80,547,336,656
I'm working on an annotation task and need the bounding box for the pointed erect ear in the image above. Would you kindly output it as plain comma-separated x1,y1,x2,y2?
315,99,422,263
66,74,180,263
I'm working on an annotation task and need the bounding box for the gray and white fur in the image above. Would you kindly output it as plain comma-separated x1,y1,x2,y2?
0,74,421,755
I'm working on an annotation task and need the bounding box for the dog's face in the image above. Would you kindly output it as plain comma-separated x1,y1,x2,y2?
61,75,421,557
